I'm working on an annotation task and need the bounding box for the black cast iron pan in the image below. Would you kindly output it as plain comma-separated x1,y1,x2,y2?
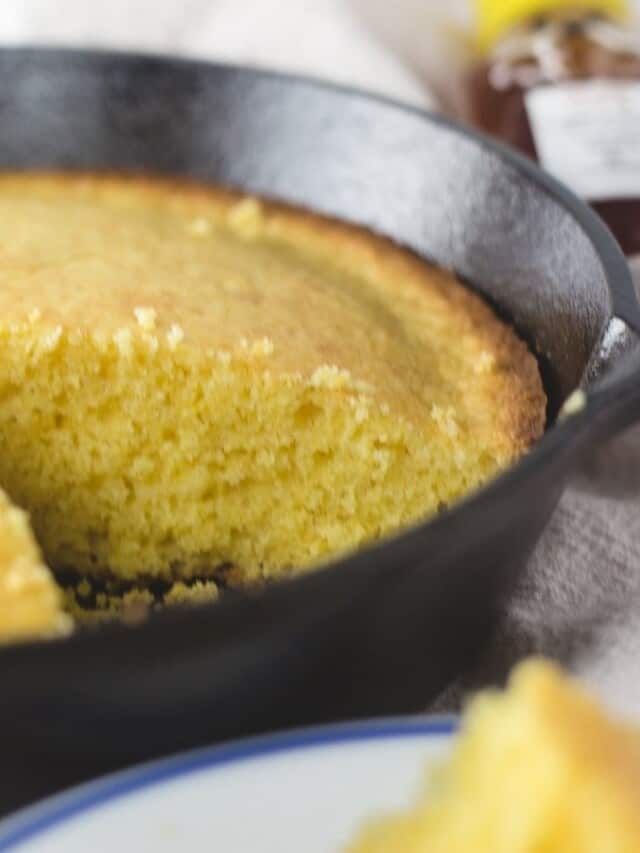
1,48,640,813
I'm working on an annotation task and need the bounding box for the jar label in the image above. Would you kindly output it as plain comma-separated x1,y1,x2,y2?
525,80,640,201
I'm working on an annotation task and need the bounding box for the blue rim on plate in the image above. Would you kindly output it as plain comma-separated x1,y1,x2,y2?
0,715,456,850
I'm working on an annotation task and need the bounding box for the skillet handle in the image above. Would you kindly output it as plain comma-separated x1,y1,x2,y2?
579,311,640,444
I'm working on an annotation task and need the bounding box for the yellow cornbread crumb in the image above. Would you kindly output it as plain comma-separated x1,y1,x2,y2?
41,325,62,353
348,660,640,853
227,196,263,238
63,578,219,626
164,580,219,606
186,217,211,237
133,306,157,331
431,404,460,439
560,388,588,420
250,337,274,357
76,577,92,598
0,488,70,642
0,173,545,587
475,350,496,374
166,323,185,349
112,327,133,358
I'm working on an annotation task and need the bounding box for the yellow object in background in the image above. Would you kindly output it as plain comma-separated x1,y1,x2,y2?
474,0,630,50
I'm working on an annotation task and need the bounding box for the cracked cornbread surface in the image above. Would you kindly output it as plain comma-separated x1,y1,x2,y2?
0,172,545,584
0,487,70,642
348,661,640,853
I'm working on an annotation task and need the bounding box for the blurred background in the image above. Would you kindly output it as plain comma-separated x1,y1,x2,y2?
2,1,639,119
1,1,638,123
0,1,489,112
0,1,448,107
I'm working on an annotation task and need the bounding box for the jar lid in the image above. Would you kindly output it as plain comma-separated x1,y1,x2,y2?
474,0,630,52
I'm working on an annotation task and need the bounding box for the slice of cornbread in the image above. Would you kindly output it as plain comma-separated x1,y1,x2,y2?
0,173,545,583
348,660,640,852
0,487,71,642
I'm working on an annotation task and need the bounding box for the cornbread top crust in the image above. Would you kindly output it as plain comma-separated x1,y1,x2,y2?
0,488,70,642
0,172,546,583
0,172,544,462
349,661,640,852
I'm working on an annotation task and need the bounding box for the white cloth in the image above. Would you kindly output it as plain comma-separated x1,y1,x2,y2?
2,0,640,715
0,0,431,107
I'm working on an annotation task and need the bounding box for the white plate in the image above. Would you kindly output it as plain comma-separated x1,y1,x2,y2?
0,717,455,852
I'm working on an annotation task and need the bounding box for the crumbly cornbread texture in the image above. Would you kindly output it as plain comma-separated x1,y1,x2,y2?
63,577,219,626
0,173,545,583
0,487,70,642
348,660,640,853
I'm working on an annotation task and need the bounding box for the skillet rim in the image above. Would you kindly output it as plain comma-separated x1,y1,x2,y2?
0,45,635,322
0,45,638,653
0,46,636,323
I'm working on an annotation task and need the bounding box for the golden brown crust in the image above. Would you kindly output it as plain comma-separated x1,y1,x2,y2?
0,169,545,459
268,203,546,457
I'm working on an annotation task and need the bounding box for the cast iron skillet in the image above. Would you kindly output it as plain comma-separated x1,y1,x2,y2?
1,48,640,813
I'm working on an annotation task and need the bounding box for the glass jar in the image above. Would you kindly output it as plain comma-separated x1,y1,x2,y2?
464,1,640,260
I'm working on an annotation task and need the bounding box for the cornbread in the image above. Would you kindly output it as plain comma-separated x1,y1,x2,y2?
63,577,219,626
0,172,545,585
349,660,640,853
0,487,70,642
